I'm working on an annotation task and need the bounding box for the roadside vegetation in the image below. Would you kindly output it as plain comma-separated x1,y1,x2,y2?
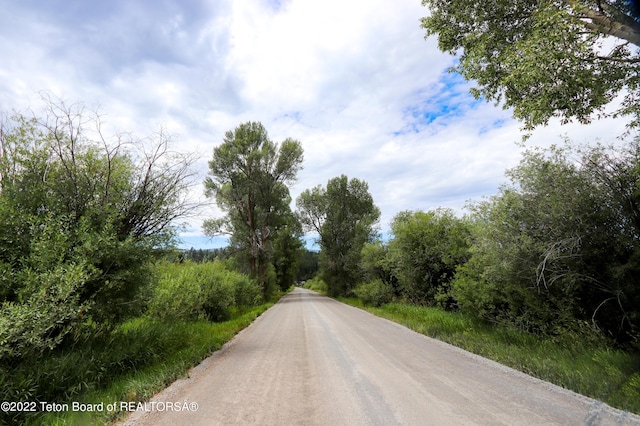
31,296,279,425
0,103,303,425
5,5,640,416
203,121,305,297
300,139,640,415
1,255,285,425
306,140,640,347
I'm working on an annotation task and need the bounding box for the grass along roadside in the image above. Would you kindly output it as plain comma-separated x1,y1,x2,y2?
27,303,275,426
338,298,640,415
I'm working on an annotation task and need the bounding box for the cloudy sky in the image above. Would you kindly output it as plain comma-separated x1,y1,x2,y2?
0,0,629,249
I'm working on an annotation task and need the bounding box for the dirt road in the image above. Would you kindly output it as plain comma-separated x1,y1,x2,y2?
121,288,639,425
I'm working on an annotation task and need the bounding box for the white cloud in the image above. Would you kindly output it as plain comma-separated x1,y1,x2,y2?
0,0,632,249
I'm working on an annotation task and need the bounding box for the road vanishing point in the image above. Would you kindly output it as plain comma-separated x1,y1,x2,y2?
122,288,640,425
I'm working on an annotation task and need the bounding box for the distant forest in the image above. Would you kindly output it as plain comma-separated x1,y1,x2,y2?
179,247,319,282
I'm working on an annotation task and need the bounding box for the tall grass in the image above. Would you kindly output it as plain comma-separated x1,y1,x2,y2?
340,299,640,414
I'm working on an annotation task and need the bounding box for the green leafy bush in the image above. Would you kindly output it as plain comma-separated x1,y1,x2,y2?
148,260,259,322
353,279,393,307
453,142,640,343
303,276,328,293
199,265,235,322
0,102,195,327
231,272,262,308
388,209,470,308
0,264,91,363
148,263,205,321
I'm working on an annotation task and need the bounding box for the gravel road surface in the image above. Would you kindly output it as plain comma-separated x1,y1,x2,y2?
121,288,640,425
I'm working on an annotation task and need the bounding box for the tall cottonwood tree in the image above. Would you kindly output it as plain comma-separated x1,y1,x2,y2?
297,175,380,296
204,122,303,294
421,0,640,131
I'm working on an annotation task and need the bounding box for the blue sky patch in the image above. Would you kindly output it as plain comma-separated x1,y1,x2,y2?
395,73,481,135
178,235,230,250
478,119,507,135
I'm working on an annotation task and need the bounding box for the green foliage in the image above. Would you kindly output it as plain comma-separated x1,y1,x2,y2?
421,0,640,131
73,226,157,322
453,141,640,343
148,261,260,322
297,250,319,281
0,263,90,363
353,279,394,307
297,175,380,296
0,99,197,425
360,241,399,294
273,219,304,291
260,262,278,302
0,99,196,362
232,272,263,308
181,247,228,263
0,255,270,425
0,211,93,365
388,209,470,308
303,276,328,294
200,272,236,323
204,121,304,294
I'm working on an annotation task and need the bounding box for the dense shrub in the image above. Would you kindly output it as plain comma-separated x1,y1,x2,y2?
148,260,259,322
388,209,470,308
199,266,235,322
148,264,205,321
453,142,640,343
0,258,261,424
232,272,262,308
353,279,394,307
303,276,328,293
0,101,195,364
360,241,400,296
0,263,90,364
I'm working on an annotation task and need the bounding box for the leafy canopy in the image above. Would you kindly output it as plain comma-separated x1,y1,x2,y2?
421,0,640,131
389,209,470,308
